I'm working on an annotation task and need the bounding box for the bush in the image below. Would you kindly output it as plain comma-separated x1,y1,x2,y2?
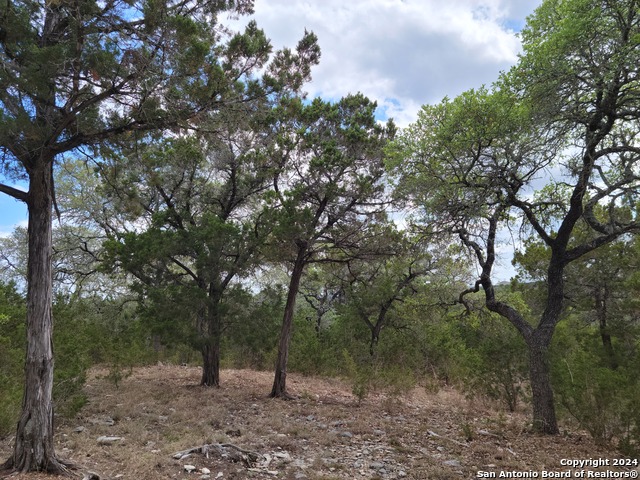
552,319,640,455
0,283,26,436
461,316,529,412
222,286,284,370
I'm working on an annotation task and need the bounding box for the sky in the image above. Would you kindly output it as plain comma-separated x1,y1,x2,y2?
239,0,541,126
0,0,543,275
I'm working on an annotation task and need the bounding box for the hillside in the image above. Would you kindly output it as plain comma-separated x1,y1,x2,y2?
0,365,634,480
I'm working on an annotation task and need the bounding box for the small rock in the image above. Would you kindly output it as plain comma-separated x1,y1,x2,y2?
89,416,115,426
369,462,384,470
292,459,307,469
373,429,385,436
339,431,353,438
443,459,461,468
216,473,223,479
398,470,407,478
201,468,211,474
97,436,123,445
306,415,315,421
74,426,85,433
184,465,196,473
274,452,292,463
294,473,307,480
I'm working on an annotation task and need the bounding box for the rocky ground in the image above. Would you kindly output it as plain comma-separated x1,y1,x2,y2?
0,365,636,480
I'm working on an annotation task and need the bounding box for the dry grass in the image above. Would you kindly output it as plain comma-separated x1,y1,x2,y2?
0,365,631,480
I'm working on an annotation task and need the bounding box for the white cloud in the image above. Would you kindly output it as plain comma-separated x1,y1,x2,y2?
0,219,28,238
235,0,542,126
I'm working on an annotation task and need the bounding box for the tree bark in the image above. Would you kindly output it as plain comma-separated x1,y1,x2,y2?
201,337,220,387
270,245,307,398
368,313,385,357
527,333,558,434
200,293,222,387
595,285,617,369
3,163,69,473
524,260,563,435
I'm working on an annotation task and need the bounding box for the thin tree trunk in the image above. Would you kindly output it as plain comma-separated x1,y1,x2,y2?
368,305,388,356
3,164,69,473
527,334,559,434
595,286,617,369
369,321,383,357
270,245,307,398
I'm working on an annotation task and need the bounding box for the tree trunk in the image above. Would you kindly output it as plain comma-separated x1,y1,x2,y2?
270,245,307,398
368,306,388,356
527,334,559,434
595,285,617,369
3,164,69,473
200,293,222,387
201,338,220,387
369,322,383,357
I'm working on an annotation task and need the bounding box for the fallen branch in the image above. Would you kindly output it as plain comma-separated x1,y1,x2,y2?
427,429,469,447
172,443,264,467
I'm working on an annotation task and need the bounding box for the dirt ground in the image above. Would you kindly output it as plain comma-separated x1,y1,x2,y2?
1,365,636,480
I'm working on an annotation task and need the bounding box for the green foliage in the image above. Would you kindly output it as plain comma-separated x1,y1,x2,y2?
408,288,530,412
52,300,91,418
221,286,284,370
0,282,25,436
288,317,335,376
552,318,640,454
51,295,157,414
459,313,529,412
0,282,158,434
341,349,371,403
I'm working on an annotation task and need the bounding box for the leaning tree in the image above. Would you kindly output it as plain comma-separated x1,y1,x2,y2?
0,0,318,472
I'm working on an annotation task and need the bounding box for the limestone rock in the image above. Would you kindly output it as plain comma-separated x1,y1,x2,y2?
97,436,123,445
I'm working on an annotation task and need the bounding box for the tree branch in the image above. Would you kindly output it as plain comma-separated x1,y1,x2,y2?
0,183,28,203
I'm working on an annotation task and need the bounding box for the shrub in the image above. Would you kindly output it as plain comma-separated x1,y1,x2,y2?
0,283,26,436
552,320,640,455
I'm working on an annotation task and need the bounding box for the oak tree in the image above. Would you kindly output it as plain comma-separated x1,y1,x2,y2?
393,4,640,432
